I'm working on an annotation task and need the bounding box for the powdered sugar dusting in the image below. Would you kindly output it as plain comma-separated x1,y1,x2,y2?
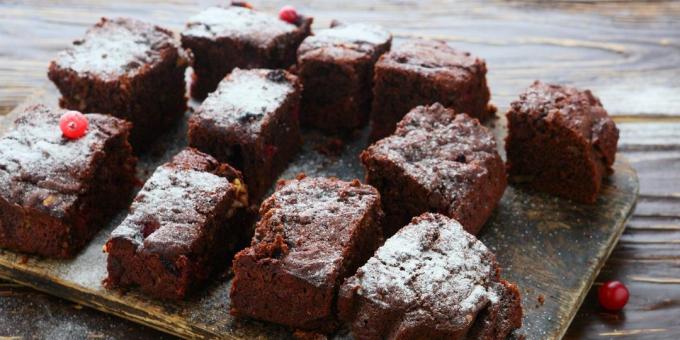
255,177,380,286
53,18,177,79
382,39,482,78
0,105,127,217
316,24,390,46
111,156,231,255
182,6,297,46
195,68,296,134
367,104,501,209
350,213,498,326
299,23,391,57
513,81,612,142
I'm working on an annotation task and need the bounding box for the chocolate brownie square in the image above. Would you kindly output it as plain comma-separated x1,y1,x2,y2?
48,17,189,149
181,5,312,100
338,213,522,340
361,103,506,236
0,105,136,258
370,39,493,140
104,148,248,300
230,175,383,332
505,81,619,203
297,22,392,132
188,68,302,201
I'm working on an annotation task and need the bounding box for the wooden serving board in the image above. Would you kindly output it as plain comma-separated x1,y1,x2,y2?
0,88,638,340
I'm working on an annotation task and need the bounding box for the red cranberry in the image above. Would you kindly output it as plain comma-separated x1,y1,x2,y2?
279,5,298,24
598,280,629,311
59,111,89,139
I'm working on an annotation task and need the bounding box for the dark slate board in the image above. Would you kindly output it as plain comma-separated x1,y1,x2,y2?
0,88,638,339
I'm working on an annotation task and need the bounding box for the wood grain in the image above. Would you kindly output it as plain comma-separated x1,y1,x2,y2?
0,0,678,339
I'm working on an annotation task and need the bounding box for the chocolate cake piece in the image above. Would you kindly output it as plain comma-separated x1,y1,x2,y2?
0,105,136,258
370,39,493,140
338,213,522,340
505,81,619,204
48,17,189,149
104,148,248,300
297,22,392,132
188,68,301,201
230,175,383,332
181,5,312,100
361,103,506,236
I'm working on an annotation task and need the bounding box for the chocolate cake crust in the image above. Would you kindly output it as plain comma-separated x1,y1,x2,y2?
230,175,383,332
505,81,619,203
181,6,312,99
48,17,189,149
188,68,302,201
104,148,248,300
0,104,136,258
297,22,392,132
370,39,493,140
362,103,506,236
338,213,522,340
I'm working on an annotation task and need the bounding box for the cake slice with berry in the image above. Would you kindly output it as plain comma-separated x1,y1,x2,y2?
104,148,248,300
181,4,312,99
188,68,302,201
361,103,506,236
0,105,136,258
297,21,392,132
505,81,619,203
230,175,383,332
48,17,189,149
338,213,522,340
370,39,494,140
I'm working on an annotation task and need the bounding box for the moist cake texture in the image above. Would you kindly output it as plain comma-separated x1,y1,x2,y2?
48,17,189,149
361,103,506,236
505,81,619,203
104,148,248,300
188,68,302,201
181,5,312,99
0,104,136,258
370,39,493,140
297,22,392,132
338,213,522,340
230,175,383,332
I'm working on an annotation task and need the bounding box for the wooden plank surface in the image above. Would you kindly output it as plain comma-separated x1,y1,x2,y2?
0,0,678,339
0,88,638,339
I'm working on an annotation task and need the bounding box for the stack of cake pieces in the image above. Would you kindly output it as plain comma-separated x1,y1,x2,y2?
181,5,312,99
0,2,629,338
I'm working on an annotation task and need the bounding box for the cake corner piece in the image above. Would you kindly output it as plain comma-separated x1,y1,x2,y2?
0,104,136,258
47,17,189,149
297,22,392,132
338,212,522,339
230,176,383,332
361,103,506,236
505,81,619,204
369,39,493,141
104,148,249,300
187,68,302,202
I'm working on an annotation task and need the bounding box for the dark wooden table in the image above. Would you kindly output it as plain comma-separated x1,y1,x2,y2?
0,1,678,339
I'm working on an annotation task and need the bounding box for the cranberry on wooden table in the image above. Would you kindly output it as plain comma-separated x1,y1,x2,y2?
598,280,629,312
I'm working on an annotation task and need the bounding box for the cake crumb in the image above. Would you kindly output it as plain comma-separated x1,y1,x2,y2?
315,138,344,157
538,294,545,305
